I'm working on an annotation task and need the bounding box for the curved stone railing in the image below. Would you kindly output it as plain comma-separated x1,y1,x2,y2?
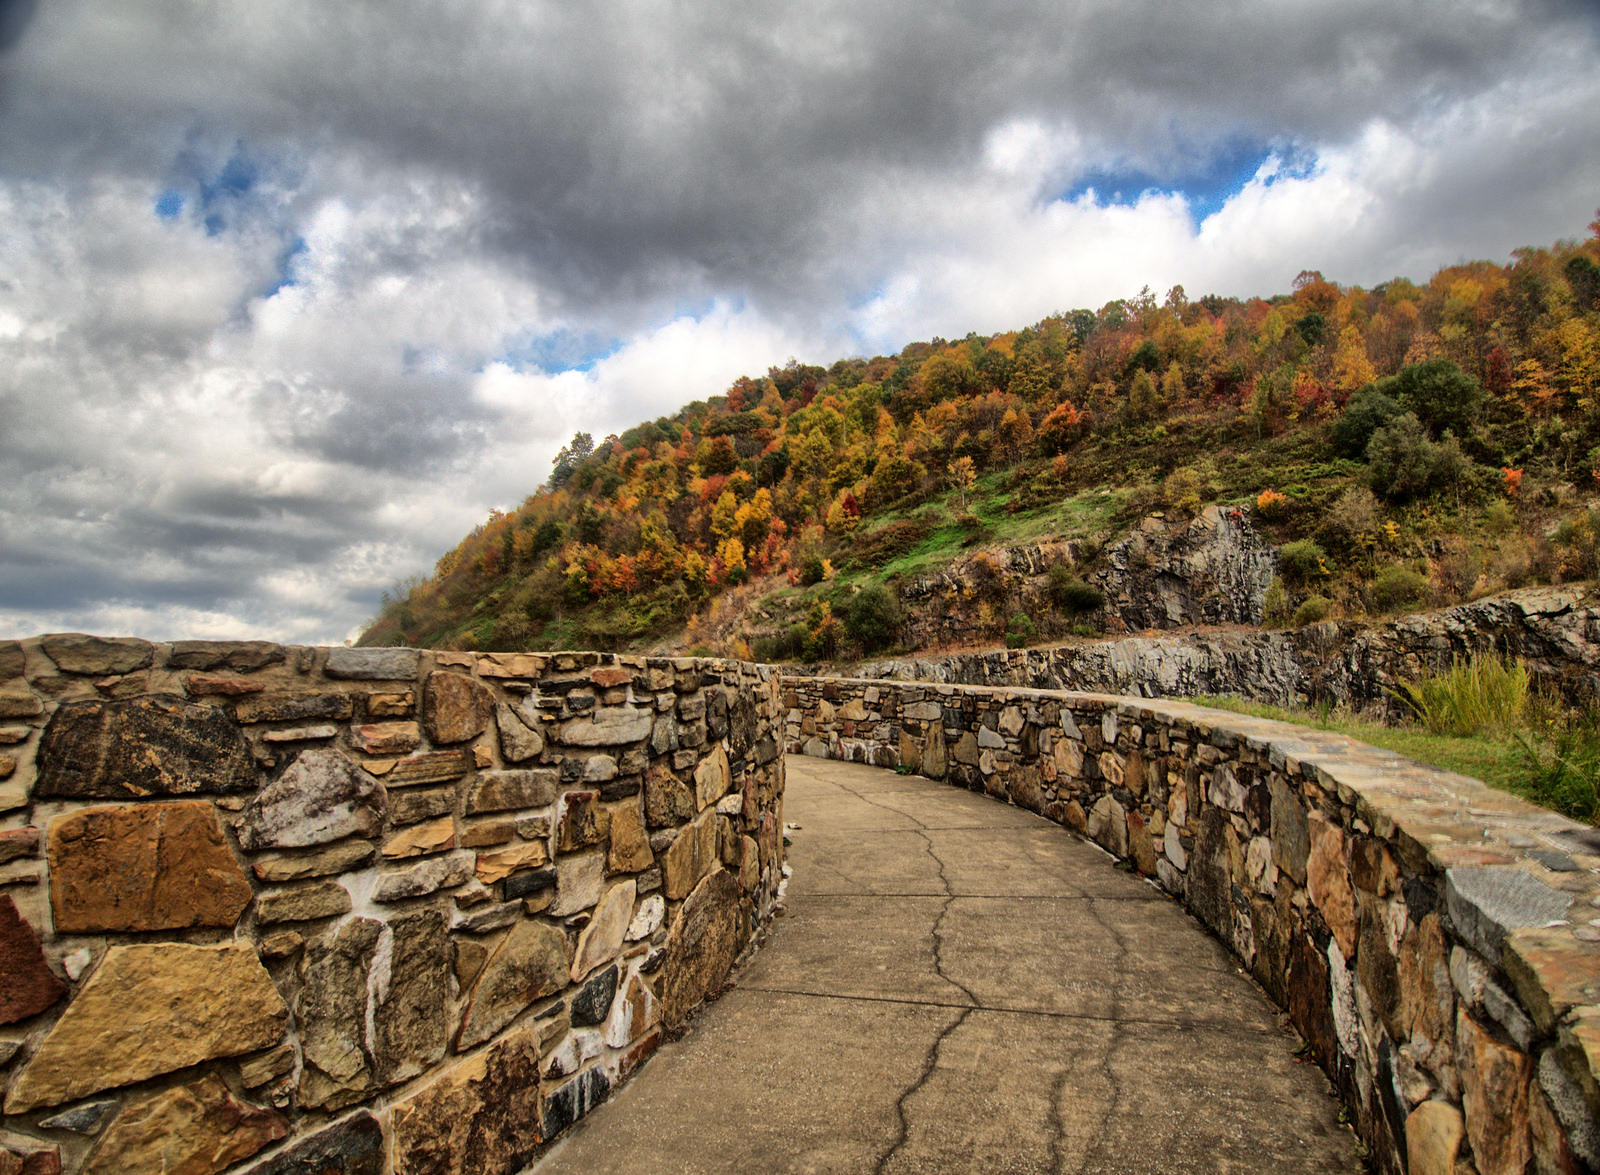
785,676,1600,1175
0,636,785,1175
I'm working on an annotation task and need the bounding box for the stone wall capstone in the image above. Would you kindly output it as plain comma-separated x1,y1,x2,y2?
0,636,785,1175
786,675,1600,1175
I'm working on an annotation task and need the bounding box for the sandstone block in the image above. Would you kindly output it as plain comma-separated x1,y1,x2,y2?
1457,1007,1531,1174
572,880,636,981
467,768,557,814
374,852,473,902
241,749,386,850
660,868,747,1028
383,816,456,859
0,894,66,1026
663,810,717,900
1085,794,1127,857
475,840,550,884
4,942,288,1112
352,721,420,754
605,973,659,1049
257,880,352,924
1446,865,1574,961
562,706,653,746
392,1022,545,1175
234,692,352,724
0,690,43,719
557,789,606,851
366,690,415,717
608,799,653,872
644,761,694,827
496,701,544,762
48,801,252,933
1307,813,1357,959
0,827,38,864
423,671,494,744
392,787,451,825
324,647,420,681
694,743,731,808
186,674,268,696
81,1074,288,1175
456,919,570,1049
1267,774,1309,885
169,640,286,672
550,851,605,916
387,749,475,787
375,909,452,1084
251,840,374,883
39,633,153,675
35,695,255,799
1406,1101,1464,1175
296,919,382,1109
474,652,548,678
0,640,23,680
0,1142,60,1175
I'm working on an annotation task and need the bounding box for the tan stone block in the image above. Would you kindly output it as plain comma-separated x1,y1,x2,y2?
660,869,748,1029
387,749,475,787
251,839,375,883
366,690,415,718
572,881,636,982
460,819,515,849
475,653,548,678
256,880,352,924
384,816,457,859
607,800,653,873
48,801,252,934
455,922,569,1050
474,743,494,768
1406,1101,1464,1175
81,1074,288,1175
392,1022,545,1175
663,810,717,901
476,840,550,884
1457,1008,1531,1175
591,667,633,689
352,721,421,754
423,671,494,744
4,943,288,1113
1307,812,1357,959
694,744,730,808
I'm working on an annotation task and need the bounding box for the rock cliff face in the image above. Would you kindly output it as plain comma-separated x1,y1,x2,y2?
1094,504,1278,631
850,586,1600,714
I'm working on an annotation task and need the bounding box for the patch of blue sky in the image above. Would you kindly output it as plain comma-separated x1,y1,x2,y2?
154,189,185,220
262,236,308,299
1062,138,1318,221
497,326,625,374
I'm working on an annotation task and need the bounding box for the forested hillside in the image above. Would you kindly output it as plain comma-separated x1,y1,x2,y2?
360,216,1600,660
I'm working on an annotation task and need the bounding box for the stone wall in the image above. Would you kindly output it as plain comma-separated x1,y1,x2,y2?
851,585,1600,714
786,675,1600,1175
0,635,785,1175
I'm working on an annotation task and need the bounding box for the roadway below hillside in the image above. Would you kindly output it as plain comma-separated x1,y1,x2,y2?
533,756,1360,1174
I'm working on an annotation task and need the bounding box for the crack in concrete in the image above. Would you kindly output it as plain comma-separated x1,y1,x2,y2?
874,1005,973,1175
1073,897,1133,1175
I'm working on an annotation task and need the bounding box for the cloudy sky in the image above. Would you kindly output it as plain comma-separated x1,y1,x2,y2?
1,0,1597,645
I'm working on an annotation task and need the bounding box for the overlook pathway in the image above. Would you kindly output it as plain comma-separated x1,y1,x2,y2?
535,756,1360,1174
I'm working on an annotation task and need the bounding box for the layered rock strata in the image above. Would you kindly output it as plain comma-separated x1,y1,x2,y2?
787,675,1600,1175
0,637,785,1175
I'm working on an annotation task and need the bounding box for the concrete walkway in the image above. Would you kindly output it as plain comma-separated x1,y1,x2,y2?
534,757,1361,1174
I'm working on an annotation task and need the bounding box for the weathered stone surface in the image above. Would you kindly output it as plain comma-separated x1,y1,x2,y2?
35,695,255,798
475,840,549,884
496,702,544,762
1307,812,1357,958
644,761,694,827
48,801,251,933
467,769,557,814
460,818,515,848
324,647,420,681
352,721,420,754
0,1142,60,1175
660,868,748,1028
374,852,473,902
1085,794,1127,857
241,749,386,850
168,640,286,672
5,942,288,1112
383,816,456,859
387,749,475,787
663,809,718,901
505,866,557,902
557,789,606,851
81,1074,288,1175
1405,1100,1464,1175
237,1112,384,1175
0,894,66,1026
366,690,415,718
423,671,494,744
1187,807,1242,944
604,973,659,1049
1267,774,1309,885
235,692,353,724
252,840,374,882
563,706,654,746
694,743,730,808
37,1100,118,1133
375,908,451,1084
550,851,606,916
475,652,548,678
262,723,339,743
238,1044,296,1089
256,880,353,924
392,1022,545,1175
542,1066,610,1142
297,918,381,1110
628,893,666,941
0,640,23,680
573,881,636,981
1457,1008,1531,1175
392,788,452,825
39,633,153,675
571,964,619,1026
185,674,267,697
1446,865,1574,961
456,919,570,1049
608,798,653,872
1398,913,1453,1051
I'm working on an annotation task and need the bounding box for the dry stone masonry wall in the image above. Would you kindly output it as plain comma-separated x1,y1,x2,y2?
787,676,1600,1175
0,635,785,1175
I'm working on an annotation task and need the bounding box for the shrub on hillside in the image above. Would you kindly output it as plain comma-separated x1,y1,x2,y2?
1048,563,1104,614
1331,388,1405,459
843,582,903,653
1277,539,1327,585
1291,596,1331,626
1366,414,1468,503
851,518,933,566
1370,564,1429,613
1005,613,1038,648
